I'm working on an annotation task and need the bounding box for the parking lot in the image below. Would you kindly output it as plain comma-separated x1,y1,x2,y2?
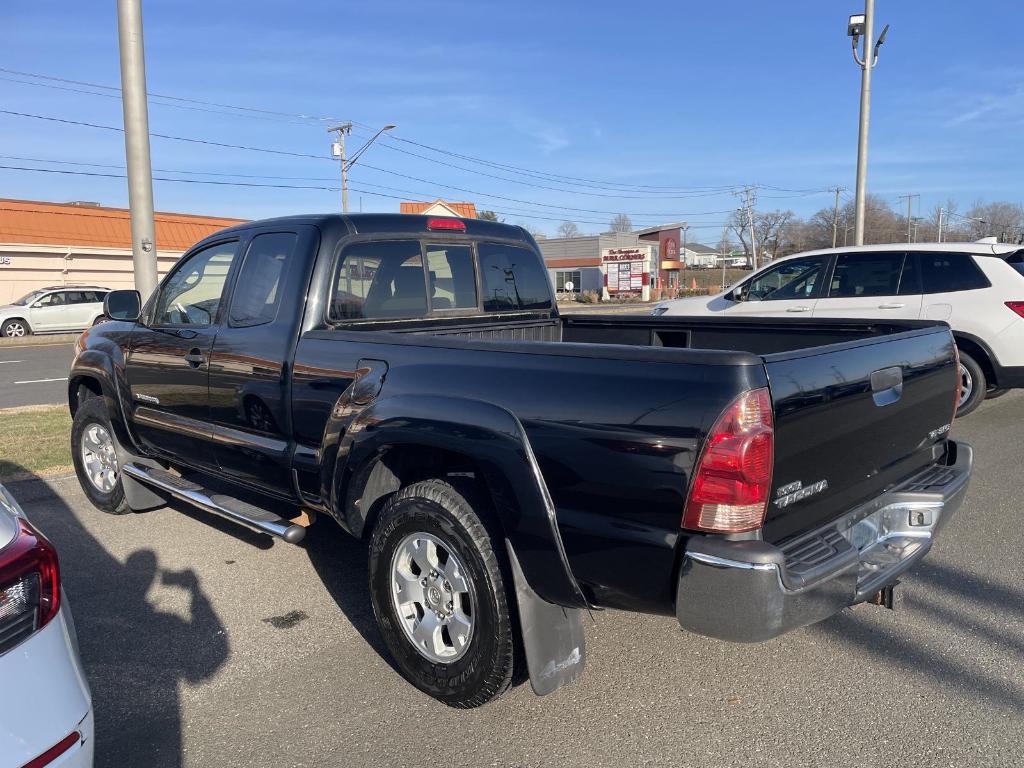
0,342,73,408
7,390,1020,767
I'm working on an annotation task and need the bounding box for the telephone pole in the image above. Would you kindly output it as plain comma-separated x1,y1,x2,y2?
328,123,352,212
733,186,758,269
937,207,945,243
116,0,158,300
897,193,919,243
848,2,890,246
830,186,846,247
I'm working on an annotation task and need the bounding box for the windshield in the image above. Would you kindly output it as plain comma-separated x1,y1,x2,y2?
12,290,47,306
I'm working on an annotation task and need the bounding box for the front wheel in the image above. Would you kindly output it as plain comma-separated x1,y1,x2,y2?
956,351,986,418
72,397,130,514
368,479,516,708
1,318,30,338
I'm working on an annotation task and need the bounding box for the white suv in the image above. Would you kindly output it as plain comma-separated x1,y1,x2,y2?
652,242,1024,416
0,286,110,338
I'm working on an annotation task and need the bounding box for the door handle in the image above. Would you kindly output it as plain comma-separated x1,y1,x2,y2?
786,306,811,313
183,348,206,368
878,303,905,309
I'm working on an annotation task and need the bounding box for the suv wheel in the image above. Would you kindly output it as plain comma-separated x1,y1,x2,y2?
1,318,30,338
956,351,986,417
72,397,130,514
368,479,516,708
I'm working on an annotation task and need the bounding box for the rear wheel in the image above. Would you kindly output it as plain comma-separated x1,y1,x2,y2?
956,351,986,417
72,397,129,514
1,318,30,338
368,478,515,708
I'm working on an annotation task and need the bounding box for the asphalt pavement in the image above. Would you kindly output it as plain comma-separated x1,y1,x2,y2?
10,391,1024,767
0,342,74,408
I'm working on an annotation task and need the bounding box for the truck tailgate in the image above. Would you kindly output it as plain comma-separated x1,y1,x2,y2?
762,326,957,543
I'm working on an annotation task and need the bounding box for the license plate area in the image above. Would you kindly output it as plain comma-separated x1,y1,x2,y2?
836,501,942,585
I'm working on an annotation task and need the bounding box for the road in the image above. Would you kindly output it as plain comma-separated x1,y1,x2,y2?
0,342,74,408
10,392,1023,768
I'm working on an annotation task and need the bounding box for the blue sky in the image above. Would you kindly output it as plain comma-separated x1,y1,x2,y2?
2,0,1021,240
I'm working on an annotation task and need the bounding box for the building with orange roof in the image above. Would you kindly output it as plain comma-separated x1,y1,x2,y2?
0,199,246,303
399,200,478,219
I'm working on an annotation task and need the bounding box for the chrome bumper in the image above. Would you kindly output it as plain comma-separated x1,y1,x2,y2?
675,440,972,643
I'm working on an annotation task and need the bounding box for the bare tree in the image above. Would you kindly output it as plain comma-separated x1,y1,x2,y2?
754,210,794,261
557,220,580,238
966,200,1024,241
608,213,632,233
516,221,546,239
477,210,502,222
727,209,752,263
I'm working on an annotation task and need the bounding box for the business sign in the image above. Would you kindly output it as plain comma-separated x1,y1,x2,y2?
0,256,11,266
602,247,648,263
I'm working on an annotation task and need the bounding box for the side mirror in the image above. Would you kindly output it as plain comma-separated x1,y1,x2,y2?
731,285,747,302
103,290,142,322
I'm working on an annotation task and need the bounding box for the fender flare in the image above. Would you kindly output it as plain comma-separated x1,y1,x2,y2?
69,350,139,453
325,393,589,610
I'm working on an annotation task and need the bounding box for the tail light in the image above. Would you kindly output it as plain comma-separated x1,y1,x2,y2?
683,387,774,533
426,217,466,232
1005,301,1024,319
952,344,962,423
0,518,60,655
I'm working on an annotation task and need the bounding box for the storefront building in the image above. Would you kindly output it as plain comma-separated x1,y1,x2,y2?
539,232,656,301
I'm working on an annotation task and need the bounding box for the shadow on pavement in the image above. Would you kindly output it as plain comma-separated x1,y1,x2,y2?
8,466,229,768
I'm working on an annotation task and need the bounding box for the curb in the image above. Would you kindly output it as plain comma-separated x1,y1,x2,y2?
0,334,80,348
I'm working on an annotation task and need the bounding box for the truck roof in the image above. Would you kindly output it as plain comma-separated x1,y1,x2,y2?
214,213,533,243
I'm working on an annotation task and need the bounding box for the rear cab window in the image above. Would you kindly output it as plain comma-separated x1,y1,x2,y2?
329,238,551,323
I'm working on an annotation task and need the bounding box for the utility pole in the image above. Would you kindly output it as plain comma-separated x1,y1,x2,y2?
937,207,945,243
848,3,889,246
830,186,846,247
116,0,158,300
328,123,352,212
733,186,758,269
897,193,919,243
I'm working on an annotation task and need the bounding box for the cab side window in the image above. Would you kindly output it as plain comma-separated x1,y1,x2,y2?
827,253,905,298
742,256,828,301
229,232,298,327
154,241,238,326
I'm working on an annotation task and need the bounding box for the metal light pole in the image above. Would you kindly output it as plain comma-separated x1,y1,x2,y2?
848,4,889,246
117,0,158,300
329,123,396,213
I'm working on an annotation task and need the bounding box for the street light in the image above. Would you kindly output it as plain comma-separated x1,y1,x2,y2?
328,123,397,213
848,1,890,246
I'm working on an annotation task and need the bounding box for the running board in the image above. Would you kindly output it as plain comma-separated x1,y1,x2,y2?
122,464,306,544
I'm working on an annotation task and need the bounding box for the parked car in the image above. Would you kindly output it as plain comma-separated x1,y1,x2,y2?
69,214,968,708
0,483,94,767
652,242,1024,416
0,286,110,338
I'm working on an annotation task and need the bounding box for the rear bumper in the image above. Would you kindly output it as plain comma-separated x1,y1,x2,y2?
675,440,972,643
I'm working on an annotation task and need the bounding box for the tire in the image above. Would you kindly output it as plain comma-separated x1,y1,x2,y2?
985,387,1009,400
72,397,130,514
956,350,986,418
1,318,30,338
368,478,515,708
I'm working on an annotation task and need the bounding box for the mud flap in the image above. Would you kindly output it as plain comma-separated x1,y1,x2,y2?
506,541,586,696
113,440,165,512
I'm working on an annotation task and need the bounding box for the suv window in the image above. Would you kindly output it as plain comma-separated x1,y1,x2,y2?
154,240,238,326
229,232,298,327
741,256,828,301
35,292,66,307
477,243,552,311
1004,250,1024,278
426,244,477,311
64,291,88,305
828,253,906,298
919,252,990,293
331,240,426,321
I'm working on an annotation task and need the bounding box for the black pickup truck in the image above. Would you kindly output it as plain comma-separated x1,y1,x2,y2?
69,214,971,708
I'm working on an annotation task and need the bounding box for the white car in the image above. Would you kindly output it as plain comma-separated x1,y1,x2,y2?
0,484,94,768
652,241,1024,416
0,286,110,338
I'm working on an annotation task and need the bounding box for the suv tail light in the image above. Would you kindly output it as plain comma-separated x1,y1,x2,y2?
683,387,774,533
1005,301,1024,319
0,518,60,655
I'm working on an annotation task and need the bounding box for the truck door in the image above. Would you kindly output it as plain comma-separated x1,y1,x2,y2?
811,251,922,320
124,238,240,469
207,227,317,495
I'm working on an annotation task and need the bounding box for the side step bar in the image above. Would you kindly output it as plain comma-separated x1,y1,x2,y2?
122,464,306,544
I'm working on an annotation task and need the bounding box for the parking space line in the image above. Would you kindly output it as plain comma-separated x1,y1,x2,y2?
13,377,68,384
0,360,22,364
